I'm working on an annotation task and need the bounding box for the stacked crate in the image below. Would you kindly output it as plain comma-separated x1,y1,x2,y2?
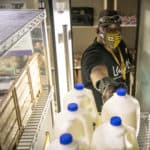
0,54,42,150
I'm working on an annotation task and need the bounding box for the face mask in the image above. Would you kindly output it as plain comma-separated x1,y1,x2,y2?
105,32,121,49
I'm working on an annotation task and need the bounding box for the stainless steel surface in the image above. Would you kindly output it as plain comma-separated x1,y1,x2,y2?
138,112,150,150
0,9,45,56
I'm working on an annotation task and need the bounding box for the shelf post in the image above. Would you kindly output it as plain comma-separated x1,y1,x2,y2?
41,11,53,90
114,0,117,10
104,0,108,9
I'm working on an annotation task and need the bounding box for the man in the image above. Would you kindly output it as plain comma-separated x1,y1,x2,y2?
81,10,132,112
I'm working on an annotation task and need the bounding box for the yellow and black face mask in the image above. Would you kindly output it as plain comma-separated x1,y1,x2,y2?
105,33,121,49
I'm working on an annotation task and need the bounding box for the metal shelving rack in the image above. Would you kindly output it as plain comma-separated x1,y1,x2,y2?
0,10,45,56
0,9,53,150
138,112,150,150
0,9,52,89
16,86,54,150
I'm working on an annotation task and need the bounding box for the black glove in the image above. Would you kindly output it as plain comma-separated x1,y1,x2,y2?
96,77,127,103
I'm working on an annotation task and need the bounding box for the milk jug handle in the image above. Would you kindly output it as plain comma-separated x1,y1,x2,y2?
78,116,91,145
124,125,139,150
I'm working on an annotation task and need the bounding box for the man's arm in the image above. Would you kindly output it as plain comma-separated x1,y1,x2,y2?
90,64,127,103
90,65,109,89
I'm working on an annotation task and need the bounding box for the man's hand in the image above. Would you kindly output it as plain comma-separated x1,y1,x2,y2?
96,77,127,103
102,85,116,103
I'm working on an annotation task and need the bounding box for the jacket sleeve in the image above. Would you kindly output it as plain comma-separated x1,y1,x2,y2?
81,46,105,87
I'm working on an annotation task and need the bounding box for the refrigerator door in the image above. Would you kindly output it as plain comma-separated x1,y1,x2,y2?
50,0,74,111
136,0,150,112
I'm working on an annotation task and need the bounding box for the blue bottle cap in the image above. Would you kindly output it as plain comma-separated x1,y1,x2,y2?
110,116,122,126
60,133,73,145
67,103,78,111
116,88,127,96
74,83,84,90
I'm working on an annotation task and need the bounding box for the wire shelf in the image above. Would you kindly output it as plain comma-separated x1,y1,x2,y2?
0,9,46,57
138,112,150,150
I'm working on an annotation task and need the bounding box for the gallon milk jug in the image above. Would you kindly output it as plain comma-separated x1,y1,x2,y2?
91,116,139,150
63,83,100,127
54,103,93,150
48,133,79,150
101,87,140,136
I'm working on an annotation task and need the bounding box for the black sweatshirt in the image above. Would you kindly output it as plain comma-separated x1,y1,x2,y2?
81,40,131,111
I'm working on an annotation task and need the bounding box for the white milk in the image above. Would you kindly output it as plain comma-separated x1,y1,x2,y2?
91,116,139,150
48,133,79,150
101,88,140,136
63,83,100,127
54,103,93,150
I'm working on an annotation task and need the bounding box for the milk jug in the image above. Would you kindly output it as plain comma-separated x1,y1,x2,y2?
91,116,139,150
63,83,100,127
101,87,140,136
48,133,79,150
54,103,93,150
